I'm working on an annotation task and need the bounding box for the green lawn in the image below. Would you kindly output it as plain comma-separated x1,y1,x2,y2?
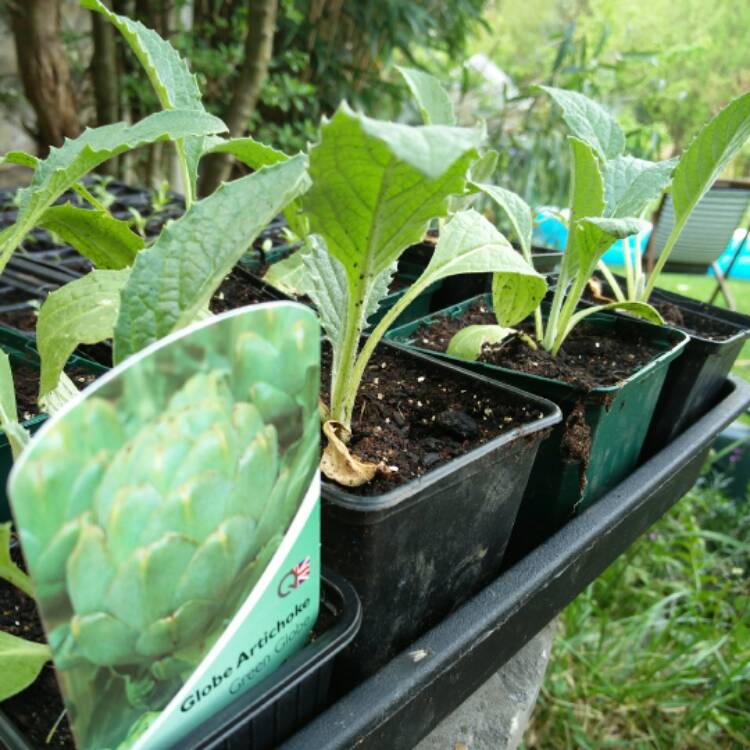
525,476,750,749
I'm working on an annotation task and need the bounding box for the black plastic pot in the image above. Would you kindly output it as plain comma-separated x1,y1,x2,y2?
0,572,361,750
574,272,750,457
640,287,750,458
321,342,561,682
281,376,750,750
386,296,688,563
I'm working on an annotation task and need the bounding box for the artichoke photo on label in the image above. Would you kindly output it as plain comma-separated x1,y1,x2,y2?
7,302,321,750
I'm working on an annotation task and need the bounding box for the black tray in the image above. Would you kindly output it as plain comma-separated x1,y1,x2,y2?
279,376,750,750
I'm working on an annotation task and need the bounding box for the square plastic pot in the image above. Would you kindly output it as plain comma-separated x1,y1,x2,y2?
320,342,561,682
0,572,361,750
572,271,750,457
640,286,750,457
385,296,688,563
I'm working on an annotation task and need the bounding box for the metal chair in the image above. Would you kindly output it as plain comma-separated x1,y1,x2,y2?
645,178,750,310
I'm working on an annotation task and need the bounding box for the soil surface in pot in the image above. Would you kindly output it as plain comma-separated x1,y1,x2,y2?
321,343,548,495
0,545,74,749
582,280,741,341
14,363,98,422
411,300,663,390
209,268,281,314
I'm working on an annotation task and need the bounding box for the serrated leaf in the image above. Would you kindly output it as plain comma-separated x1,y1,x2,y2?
446,324,514,361
0,353,29,460
418,209,545,327
38,205,143,270
540,85,625,159
1,110,226,273
397,65,456,125
37,270,128,397
474,182,533,258
603,155,677,218
670,91,750,225
113,154,309,361
0,523,34,597
83,0,209,196
0,630,51,702
303,103,480,287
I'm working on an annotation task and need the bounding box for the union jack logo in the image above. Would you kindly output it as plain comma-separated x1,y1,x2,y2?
291,556,311,588
278,556,312,597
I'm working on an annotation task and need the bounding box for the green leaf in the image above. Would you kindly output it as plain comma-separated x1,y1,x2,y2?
396,65,456,125
205,137,308,236
473,182,533,258
573,215,649,278
670,91,750,225
1,110,226,273
446,324,514,361
560,137,606,282
0,523,34,597
0,151,39,169
563,300,663,342
0,630,51,702
82,0,209,196
203,136,290,169
304,103,481,285
602,156,677,218
539,85,625,159
37,205,144,270
113,155,309,361
0,353,29,460
263,248,306,296
37,270,128,398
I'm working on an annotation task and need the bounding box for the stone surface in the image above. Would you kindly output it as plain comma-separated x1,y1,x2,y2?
414,618,557,750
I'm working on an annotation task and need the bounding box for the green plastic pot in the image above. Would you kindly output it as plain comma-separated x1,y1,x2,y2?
386,294,689,561
0,337,108,522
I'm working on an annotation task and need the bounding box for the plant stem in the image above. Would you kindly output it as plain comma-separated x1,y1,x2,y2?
597,260,625,302
329,280,366,426
551,275,587,355
342,281,426,427
176,141,194,210
643,220,685,301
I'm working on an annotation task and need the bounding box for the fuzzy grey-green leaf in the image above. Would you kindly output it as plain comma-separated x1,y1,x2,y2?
540,86,624,159
397,66,456,125
113,155,309,361
38,205,144,270
38,270,129,398
602,156,677,218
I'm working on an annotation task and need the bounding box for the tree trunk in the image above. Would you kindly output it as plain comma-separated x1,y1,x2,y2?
7,0,81,155
198,0,279,196
91,3,121,175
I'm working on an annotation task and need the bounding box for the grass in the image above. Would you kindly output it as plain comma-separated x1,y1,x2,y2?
524,470,750,749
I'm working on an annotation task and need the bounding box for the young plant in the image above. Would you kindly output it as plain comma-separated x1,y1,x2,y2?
292,104,545,483
393,76,662,362
540,86,750,305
